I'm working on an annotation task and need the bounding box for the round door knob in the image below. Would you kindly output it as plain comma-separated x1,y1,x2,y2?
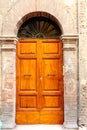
40,77,43,80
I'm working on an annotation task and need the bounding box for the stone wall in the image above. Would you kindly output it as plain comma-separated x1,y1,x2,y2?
62,36,78,128
0,0,78,36
79,0,87,127
0,41,1,118
0,0,78,123
1,38,16,128
0,0,83,129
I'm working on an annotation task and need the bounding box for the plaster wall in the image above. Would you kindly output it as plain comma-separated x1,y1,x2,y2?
0,0,78,36
0,0,83,129
79,0,87,127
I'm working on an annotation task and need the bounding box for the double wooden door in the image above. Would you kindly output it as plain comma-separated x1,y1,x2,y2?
16,39,64,124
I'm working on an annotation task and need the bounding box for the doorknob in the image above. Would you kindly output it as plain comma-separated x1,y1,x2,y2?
40,77,43,80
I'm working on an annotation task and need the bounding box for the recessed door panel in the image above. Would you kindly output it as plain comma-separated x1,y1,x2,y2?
43,96,61,108
20,96,37,108
43,42,59,54
20,59,36,90
43,59,59,90
20,42,36,54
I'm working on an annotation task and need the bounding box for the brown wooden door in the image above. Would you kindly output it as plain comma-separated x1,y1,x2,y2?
16,39,64,124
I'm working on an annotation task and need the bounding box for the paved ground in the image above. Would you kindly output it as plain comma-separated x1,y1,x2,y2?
12,125,64,130
3,125,87,130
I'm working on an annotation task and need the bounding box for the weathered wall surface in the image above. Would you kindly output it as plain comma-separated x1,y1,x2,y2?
79,0,87,127
1,38,16,128
0,42,1,119
2,0,87,129
0,0,78,117
0,0,78,36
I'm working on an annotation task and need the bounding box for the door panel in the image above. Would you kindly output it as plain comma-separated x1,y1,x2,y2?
16,40,39,124
40,110,63,124
43,59,59,90
20,59,36,90
20,95,37,108
43,96,60,108
40,40,63,124
43,42,59,54
16,39,63,124
20,42,36,54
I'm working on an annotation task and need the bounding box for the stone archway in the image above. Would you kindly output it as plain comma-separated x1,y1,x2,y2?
16,12,64,124
16,11,63,36
1,11,78,129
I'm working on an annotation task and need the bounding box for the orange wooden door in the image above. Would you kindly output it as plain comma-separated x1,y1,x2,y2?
16,39,64,124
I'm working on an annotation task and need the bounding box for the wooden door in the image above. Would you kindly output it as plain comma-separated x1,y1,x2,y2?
16,39,64,124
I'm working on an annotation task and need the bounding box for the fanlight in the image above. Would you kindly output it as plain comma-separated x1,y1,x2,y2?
17,17,62,38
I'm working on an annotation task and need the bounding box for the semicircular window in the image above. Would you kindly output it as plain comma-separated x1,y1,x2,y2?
17,16,62,38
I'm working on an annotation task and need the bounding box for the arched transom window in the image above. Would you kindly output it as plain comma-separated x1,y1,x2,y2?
17,16,62,38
